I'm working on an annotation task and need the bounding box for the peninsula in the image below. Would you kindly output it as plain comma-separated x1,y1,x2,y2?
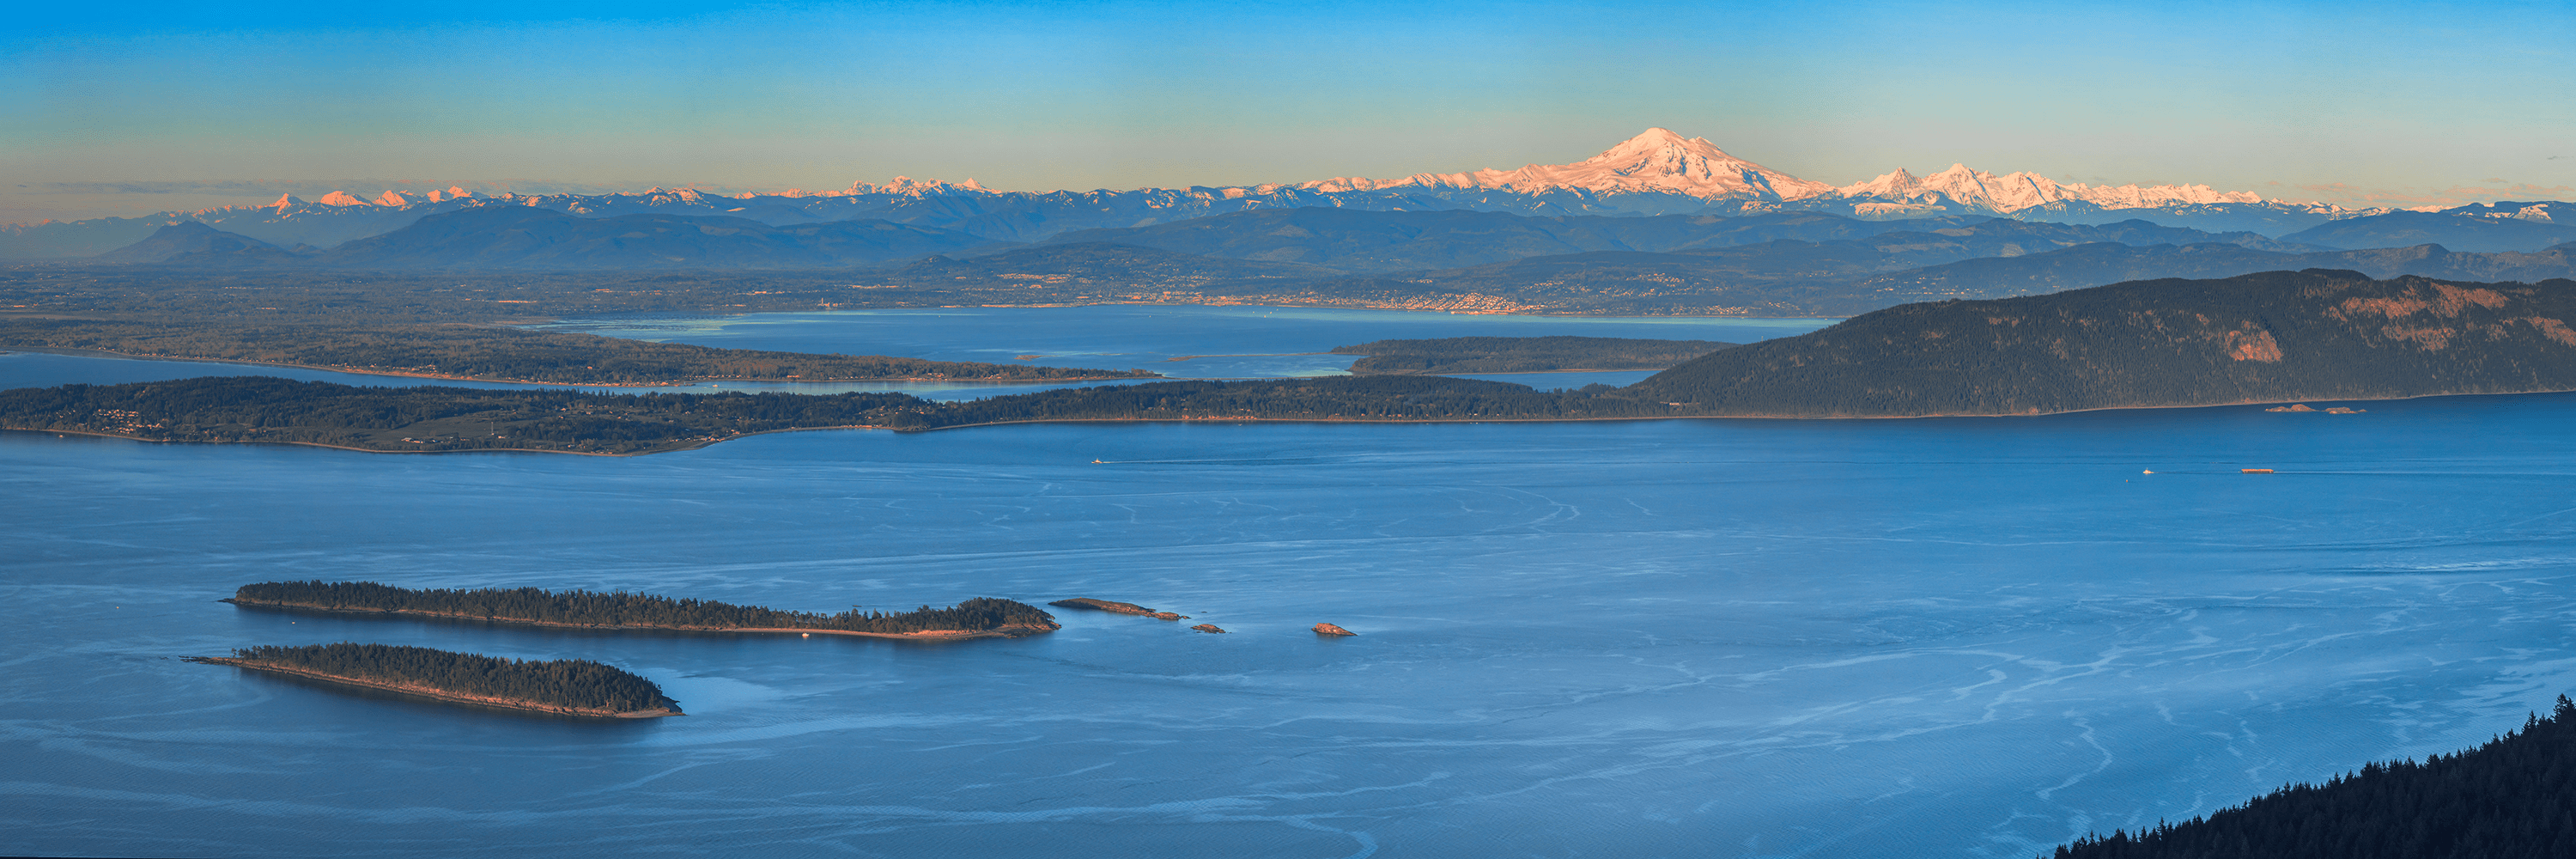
189,642,682,718
226,581,1060,639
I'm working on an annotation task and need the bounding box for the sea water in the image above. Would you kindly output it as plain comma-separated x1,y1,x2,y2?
3,309,2571,858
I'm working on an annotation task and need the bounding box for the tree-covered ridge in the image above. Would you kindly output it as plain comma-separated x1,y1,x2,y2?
2048,696,2575,859
0,376,930,454
898,375,1686,428
1331,335,1736,374
229,581,1060,636
200,643,678,716
0,319,1154,385
1629,271,2576,416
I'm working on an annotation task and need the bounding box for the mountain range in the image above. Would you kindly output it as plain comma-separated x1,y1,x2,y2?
10,129,2566,259
68,204,2576,317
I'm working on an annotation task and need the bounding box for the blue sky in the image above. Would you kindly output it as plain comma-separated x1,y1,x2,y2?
5,0,2570,222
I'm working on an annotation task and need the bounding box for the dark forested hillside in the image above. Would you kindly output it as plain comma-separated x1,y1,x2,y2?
896,375,1685,427
1332,335,1736,374
229,581,1060,637
0,376,933,454
2047,696,2575,859
1627,271,2576,416
196,642,681,716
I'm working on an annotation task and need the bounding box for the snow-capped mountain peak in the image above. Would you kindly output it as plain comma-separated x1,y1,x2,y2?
843,176,994,198
1832,162,2264,214
1296,128,1840,201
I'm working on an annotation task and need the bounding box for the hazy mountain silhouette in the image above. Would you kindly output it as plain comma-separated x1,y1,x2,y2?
92,222,302,265
2281,210,2576,253
310,206,1004,269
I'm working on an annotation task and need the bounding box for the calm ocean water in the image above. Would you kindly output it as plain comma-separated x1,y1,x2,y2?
3,308,2571,858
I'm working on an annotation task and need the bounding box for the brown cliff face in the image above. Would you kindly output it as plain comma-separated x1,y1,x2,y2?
1312,623,1356,637
1190,624,1227,634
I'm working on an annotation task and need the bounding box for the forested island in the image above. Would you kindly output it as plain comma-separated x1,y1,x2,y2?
1331,335,1735,374
2047,696,2573,859
1050,598,1188,620
189,643,682,718
228,581,1060,638
0,376,931,454
0,318,1153,386
7,273,2572,450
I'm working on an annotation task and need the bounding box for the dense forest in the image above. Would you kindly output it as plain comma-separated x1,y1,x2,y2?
0,375,1682,454
1332,335,1735,374
197,642,680,716
2047,696,2574,859
1629,271,2576,416
229,581,1060,636
899,375,1681,426
0,319,1154,385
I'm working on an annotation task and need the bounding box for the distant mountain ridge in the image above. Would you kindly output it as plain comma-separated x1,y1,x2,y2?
14,129,2561,259
1035,209,2321,274
312,207,1001,270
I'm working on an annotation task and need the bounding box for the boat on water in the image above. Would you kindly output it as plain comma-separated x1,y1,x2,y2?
2243,468,2275,474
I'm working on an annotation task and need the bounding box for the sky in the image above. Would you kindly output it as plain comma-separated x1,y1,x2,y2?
5,0,2572,222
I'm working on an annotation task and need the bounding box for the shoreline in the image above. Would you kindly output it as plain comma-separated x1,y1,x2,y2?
0,344,1155,388
15,386,2576,456
222,598,1058,639
187,657,682,718
0,422,899,456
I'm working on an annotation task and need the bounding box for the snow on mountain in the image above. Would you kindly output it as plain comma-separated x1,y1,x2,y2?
1296,128,1840,201
10,127,2529,259
1832,163,2263,215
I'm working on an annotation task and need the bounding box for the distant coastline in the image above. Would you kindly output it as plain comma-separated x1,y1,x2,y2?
0,344,1145,388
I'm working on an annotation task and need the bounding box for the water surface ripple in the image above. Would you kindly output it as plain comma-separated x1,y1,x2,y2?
2,314,2570,858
